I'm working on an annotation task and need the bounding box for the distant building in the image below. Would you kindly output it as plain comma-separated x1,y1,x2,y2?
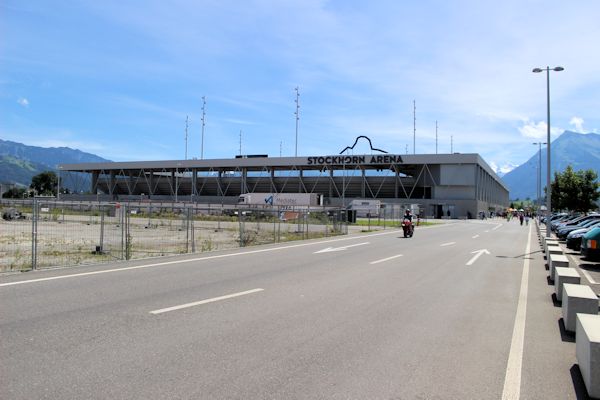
59,153,509,218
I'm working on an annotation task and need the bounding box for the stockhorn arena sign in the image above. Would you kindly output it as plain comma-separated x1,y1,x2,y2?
306,155,403,166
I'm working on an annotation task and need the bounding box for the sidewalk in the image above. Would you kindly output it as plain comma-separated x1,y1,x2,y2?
519,224,594,399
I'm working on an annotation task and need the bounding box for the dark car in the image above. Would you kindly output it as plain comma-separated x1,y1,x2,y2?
554,214,600,234
557,216,600,240
566,220,600,250
580,227,600,260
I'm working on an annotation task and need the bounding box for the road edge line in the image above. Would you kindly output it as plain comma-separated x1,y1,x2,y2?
501,222,532,399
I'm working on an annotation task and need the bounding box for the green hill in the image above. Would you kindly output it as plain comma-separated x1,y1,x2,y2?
0,139,111,190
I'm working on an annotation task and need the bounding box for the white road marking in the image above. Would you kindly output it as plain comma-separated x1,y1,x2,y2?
314,242,370,254
0,230,404,288
580,269,597,285
440,242,456,247
485,230,490,233
472,235,480,239
150,288,264,315
567,254,597,284
369,254,403,264
493,224,503,231
1,223,454,288
465,249,490,266
501,223,532,400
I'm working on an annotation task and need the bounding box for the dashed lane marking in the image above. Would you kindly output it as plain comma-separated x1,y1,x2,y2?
150,288,264,315
370,255,403,265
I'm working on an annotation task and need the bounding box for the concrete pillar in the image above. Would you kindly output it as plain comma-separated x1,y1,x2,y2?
91,171,99,194
361,168,366,198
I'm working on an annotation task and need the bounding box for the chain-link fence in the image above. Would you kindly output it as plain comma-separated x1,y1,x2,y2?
0,199,349,272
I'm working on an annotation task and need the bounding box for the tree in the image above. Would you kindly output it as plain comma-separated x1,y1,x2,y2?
30,171,58,196
2,187,27,198
550,165,600,212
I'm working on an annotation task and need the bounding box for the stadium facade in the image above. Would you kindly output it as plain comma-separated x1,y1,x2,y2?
59,153,509,219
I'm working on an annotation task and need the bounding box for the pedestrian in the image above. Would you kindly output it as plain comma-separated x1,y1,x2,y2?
519,213,524,226
525,214,529,225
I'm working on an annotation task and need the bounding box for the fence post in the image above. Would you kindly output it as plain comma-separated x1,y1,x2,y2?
185,207,190,253
277,213,281,242
238,209,244,247
190,207,195,253
273,207,277,243
125,205,131,260
99,205,105,253
31,198,38,270
120,204,124,259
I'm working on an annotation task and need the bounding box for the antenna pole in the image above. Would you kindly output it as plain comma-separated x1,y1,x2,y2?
201,96,206,159
185,115,189,160
294,87,300,157
413,100,416,154
435,120,438,154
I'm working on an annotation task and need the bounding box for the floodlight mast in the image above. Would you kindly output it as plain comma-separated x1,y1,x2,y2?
294,87,300,157
201,96,206,160
532,141,547,212
185,116,189,160
532,66,563,237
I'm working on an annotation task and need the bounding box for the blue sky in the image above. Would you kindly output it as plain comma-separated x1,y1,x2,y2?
2,1,599,174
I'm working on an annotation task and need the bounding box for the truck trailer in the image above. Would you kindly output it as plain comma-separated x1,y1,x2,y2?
349,199,381,218
238,193,323,207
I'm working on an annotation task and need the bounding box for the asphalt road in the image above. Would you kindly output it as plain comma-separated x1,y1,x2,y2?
0,219,592,399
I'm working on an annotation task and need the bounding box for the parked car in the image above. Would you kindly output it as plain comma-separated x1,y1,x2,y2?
551,214,580,231
580,227,600,260
542,212,568,225
557,216,600,240
553,213,600,233
566,220,600,250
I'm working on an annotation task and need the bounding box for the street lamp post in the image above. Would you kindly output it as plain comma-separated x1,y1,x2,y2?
532,142,546,214
532,66,563,238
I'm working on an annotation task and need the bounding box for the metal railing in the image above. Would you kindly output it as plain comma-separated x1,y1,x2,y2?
0,199,349,272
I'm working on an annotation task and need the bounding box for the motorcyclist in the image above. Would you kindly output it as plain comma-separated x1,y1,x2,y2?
402,209,414,237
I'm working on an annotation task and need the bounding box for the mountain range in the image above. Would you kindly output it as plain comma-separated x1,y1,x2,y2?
0,139,110,188
501,131,600,200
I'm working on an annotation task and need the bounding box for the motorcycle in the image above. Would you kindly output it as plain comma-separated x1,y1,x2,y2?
401,218,414,238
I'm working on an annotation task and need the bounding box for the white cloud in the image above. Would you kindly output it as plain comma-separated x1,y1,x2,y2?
489,161,518,177
569,117,585,133
518,120,562,140
17,97,29,107
518,120,546,139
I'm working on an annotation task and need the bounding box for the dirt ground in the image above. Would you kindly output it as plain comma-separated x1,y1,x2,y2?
0,213,362,271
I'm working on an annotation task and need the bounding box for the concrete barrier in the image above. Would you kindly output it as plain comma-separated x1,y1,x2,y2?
545,239,559,253
562,283,599,332
549,254,570,281
576,314,600,398
546,245,563,257
555,267,581,302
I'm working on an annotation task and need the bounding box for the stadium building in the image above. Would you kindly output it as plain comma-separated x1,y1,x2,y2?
60,152,509,219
